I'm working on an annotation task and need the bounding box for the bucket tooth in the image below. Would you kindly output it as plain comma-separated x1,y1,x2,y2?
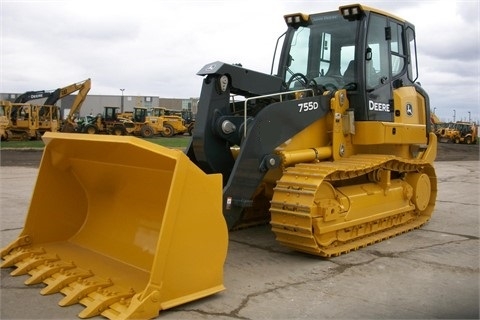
41,267,93,295
101,290,164,320
78,286,135,319
25,260,76,285
102,299,130,319
0,235,32,258
10,253,59,276
1,246,45,268
59,276,114,306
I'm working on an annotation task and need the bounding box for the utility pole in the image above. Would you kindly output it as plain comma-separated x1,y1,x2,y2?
120,89,125,113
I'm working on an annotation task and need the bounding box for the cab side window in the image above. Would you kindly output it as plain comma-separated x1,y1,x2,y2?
366,14,388,90
367,14,407,89
390,22,406,77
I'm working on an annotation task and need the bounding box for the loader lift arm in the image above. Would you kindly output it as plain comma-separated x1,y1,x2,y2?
187,62,331,228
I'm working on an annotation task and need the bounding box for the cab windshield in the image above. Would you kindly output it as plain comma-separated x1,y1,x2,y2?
283,12,358,90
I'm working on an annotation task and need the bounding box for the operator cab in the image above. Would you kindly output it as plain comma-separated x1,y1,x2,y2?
276,4,421,122
133,107,148,123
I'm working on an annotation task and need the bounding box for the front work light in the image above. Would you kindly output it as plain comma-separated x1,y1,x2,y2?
339,4,365,21
284,13,310,28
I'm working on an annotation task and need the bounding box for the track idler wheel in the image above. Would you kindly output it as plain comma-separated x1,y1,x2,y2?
405,172,431,211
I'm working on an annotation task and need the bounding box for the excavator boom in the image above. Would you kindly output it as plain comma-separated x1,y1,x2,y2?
14,90,53,103
58,78,91,132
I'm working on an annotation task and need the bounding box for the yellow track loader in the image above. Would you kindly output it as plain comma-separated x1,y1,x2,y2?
1,4,437,319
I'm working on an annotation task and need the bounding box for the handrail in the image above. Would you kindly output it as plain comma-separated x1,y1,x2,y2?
241,88,314,137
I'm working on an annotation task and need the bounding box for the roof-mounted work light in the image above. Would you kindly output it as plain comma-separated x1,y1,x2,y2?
339,4,365,21
284,13,310,28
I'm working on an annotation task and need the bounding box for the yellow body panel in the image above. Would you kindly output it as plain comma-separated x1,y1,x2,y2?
393,86,427,125
353,87,429,145
353,121,427,145
1,132,228,319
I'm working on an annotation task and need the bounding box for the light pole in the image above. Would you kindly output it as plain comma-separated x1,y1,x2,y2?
120,89,125,113
453,109,456,123
468,111,471,123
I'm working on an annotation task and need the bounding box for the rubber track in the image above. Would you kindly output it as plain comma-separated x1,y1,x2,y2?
270,154,436,257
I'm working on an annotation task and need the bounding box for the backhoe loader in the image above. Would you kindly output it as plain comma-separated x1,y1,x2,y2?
436,121,478,144
1,4,437,319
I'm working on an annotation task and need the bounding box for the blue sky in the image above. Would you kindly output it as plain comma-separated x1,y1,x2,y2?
1,0,479,122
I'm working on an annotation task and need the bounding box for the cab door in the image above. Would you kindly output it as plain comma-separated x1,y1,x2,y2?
364,14,409,121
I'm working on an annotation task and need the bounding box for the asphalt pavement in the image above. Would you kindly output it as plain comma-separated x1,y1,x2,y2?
1,161,479,319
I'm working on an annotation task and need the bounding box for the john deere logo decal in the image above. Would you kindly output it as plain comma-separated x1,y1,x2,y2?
206,64,217,71
406,103,413,116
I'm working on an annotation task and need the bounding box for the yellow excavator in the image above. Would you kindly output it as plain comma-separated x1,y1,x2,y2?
58,78,91,132
1,4,437,319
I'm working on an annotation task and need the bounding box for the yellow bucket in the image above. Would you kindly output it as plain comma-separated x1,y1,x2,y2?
1,132,228,319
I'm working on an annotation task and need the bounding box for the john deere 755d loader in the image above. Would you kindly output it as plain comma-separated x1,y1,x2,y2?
1,4,437,319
